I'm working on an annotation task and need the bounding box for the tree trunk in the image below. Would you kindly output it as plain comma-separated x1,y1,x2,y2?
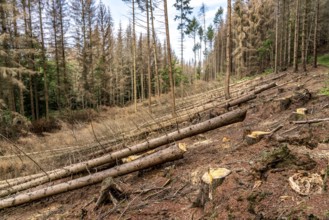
225,0,232,100
301,0,308,72
313,0,319,68
287,13,292,66
293,0,300,73
0,145,186,209
164,0,176,115
150,0,160,97
59,0,67,101
220,28,225,74
33,76,39,120
146,0,152,109
305,5,313,65
22,0,35,120
132,0,137,112
38,0,49,119
280,0,285,69
283,0,289,68
275,0,280,74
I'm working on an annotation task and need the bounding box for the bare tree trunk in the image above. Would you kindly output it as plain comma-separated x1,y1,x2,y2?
164,0,176,115
132,0,137,111
59,0,67,101
275,0,280,74
87,4,94,104
38,0,49,119
287,15,292,67
220,29,225,74
0,145,186,209
22,0,35,120
280,0,285,70
11,0,24,115
150,0,160,97
301,0,308,72
33,77,39,120
293,0,300,73
146,0,152,109
225,0,232,100
283,0,289,68
305,6,313,64
313,0,319,68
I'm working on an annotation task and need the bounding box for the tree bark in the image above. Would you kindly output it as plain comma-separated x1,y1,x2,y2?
58,0,67,100
150,0,160,97
301,0,308,72
131,0,137,111
283,0,289,68
164,0,176,115
275,0,280,74
225,0,232,100
287,10,292,67
146,0,152,109
38,0,49,119
313,0,319,68
293,0,300,73
280,0,285,69
0,145,186,209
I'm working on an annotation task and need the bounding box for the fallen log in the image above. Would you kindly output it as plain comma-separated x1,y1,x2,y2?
0,80,277,189
0,109,247,198
254,82,277,94
0,144,186,209
139,82,276,133
224,93,257,109
292,118,329,124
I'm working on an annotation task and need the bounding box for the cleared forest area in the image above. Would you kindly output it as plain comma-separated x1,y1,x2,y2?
0,65,328,219
1,0,329,219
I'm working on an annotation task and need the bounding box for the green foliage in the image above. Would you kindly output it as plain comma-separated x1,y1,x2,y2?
258,39,273,58
0,110,30,139
160,60,189,92
320,82,329,96
174,0,193,31
213,7,224,27
320,70,329,96
185,17,200,37
206,25,214,49
318,54,329,67
263,68,273,75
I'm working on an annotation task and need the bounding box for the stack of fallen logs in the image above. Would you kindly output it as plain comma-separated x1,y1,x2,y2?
0,109,247,209
0,80,279,210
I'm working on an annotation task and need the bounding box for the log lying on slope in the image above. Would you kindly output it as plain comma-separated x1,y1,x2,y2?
0,109,247,198
138,82,277,134
0,144,186,209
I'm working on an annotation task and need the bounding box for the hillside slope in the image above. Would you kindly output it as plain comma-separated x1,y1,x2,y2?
1,66,329,219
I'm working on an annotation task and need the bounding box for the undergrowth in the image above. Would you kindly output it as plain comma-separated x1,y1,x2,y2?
318,54,329,67
320,74,329,96
0,110,30,139
320,85,329,96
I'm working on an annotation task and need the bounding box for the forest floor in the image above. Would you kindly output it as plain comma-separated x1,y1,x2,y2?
1,65,329,219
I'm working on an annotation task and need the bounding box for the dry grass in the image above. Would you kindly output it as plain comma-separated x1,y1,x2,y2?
0,74,283,180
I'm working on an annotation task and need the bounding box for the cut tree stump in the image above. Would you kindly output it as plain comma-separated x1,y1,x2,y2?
245,125,283,145
0,144,186,209
94,177,125,210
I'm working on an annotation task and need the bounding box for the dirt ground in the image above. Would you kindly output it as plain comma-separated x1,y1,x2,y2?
1,66,329,220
